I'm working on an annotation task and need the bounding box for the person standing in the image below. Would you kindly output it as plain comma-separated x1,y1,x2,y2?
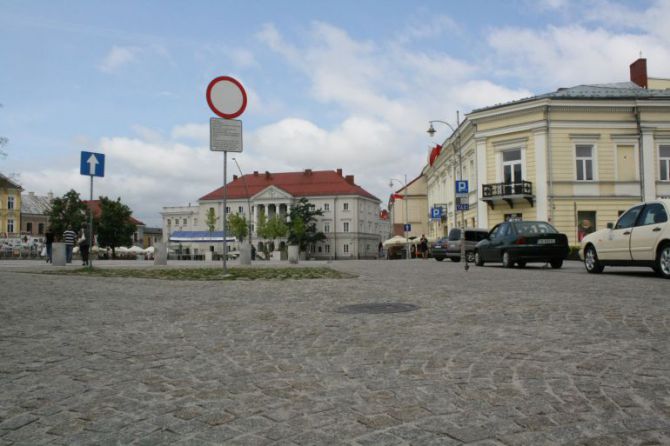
63,226,77,264
45,228,54,263
78,227,90,266
420,234,429,259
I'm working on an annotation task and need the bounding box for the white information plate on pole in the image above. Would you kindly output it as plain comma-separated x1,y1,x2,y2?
210,118,243,152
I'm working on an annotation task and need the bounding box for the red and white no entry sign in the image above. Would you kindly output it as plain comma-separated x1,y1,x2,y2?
206,76,247,119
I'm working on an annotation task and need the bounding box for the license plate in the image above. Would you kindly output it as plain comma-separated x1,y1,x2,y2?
538,239,555,244
434,245,441,248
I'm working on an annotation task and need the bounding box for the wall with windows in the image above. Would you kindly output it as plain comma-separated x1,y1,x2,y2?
0,182,22,237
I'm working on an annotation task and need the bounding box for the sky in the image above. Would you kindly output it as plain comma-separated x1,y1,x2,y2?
2,0,670,226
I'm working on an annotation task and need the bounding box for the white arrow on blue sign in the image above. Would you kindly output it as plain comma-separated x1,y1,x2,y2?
80,151,105,177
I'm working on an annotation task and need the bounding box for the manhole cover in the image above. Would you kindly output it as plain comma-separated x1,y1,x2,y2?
335,303,419,314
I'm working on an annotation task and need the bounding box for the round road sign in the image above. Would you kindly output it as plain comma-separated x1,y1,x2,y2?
206,76,247,119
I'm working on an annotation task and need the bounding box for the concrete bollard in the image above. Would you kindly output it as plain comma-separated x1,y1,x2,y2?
238,242,251,265
288,245,299,264
153,242,167,266
52,242,66,266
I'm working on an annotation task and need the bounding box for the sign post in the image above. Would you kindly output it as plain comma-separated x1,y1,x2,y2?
455,180,469,271
206,76,247,274
80,151,105,268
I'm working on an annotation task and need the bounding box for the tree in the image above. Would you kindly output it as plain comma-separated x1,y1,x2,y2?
205,207,218,245
288,198,326,252
47,189,87,237
95,196,136,258
227,213,248,242
255,212,288,258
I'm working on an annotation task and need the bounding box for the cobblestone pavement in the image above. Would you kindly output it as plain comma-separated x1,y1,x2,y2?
1,259,669,445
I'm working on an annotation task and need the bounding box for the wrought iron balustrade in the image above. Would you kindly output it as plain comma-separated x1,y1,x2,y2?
481,181,533,209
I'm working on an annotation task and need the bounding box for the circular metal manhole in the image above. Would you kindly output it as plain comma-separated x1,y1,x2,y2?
335,303,419,314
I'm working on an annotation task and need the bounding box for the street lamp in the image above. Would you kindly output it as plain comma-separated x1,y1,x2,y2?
231,157,253,246
389,175,410,261
427,114,469,270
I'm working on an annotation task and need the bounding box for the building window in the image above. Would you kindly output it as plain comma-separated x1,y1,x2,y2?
38,223,44,234
167,219,171,226
502,149,522,184
343,244,349,253
183,218,187,225
325,244,330,253
660,145,670,181
7,219,14,233
324,223,330,233
343,222,349,232
343,202,349,211
225,207,230,214
27,222,33,233
193,218,198,226
324,203,330,211
576,144,594,181
238,206,244,213
7,196,14,210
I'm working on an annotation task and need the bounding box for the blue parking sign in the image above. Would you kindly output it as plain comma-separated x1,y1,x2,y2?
455,180,468,194
430,207,442,219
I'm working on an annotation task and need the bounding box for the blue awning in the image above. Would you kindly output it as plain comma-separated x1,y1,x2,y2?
169,231,236,243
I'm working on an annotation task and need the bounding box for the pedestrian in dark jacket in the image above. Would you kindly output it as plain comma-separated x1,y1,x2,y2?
45,229,54,263
78,227,90,266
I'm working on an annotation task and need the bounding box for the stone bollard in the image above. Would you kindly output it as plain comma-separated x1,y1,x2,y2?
153,242,167,266
288,245,299,264
52,242,66,266
238,242,251,265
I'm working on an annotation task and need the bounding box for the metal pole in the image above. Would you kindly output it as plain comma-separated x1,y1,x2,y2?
223,151,227,273
89,175,94,268
404,174,410,261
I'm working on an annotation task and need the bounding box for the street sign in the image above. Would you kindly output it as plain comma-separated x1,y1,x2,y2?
210,118,243,152
206,76,247,119
80,151,105,177
403,223,411,232
430,207,442,219
456,203,470,211
455,180,469,196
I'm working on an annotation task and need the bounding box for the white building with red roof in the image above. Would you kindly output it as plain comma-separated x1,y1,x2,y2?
161,168,390,259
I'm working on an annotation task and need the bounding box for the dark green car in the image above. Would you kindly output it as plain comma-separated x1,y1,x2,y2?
430,237,449,261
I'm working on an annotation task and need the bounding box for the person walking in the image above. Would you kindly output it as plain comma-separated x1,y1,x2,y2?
78,227,90,266
420,234,429,259
63,226,77,264
45,228,54,263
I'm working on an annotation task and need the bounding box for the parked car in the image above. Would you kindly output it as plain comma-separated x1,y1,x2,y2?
443,228,489,262
430,237,449,261
474,221,569,268
579,200,670,278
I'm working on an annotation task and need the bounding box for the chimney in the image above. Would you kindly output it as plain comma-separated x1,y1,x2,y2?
253,171,259,176
345,174,354,185
265,171,271,179
630,58,648,88
304,168,312,176
337,168,343,177
233,174,238,180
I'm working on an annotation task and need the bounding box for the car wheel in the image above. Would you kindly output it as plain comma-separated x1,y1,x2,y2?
450,257,460,262
517,261,526,268
502,251,513,268
584,245,604,274
466,251,475,263
550,259,563,269
474,251,484,266
434,257,444,262
656,243,670,279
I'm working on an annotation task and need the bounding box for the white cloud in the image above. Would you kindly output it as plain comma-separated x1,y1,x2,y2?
99,46,141,73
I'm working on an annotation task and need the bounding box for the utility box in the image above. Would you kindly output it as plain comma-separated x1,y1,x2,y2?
52,243,66,266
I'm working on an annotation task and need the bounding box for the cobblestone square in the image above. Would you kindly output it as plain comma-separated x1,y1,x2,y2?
1,260,669,445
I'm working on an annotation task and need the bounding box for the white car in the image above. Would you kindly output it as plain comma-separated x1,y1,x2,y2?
579,199,670,278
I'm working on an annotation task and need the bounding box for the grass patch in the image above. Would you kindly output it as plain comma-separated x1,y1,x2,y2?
42,267,356,281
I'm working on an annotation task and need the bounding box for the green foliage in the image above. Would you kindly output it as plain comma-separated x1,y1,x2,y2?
47,189,87,237
205,208,218,233
265,215,289,240
95,196,136,257
227,213,248,242
288,197,326,251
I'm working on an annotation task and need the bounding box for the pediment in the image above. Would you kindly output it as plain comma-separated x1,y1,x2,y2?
252,185,294,201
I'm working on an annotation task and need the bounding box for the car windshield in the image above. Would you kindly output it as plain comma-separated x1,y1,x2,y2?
448,229,461,241
513,221,557,235
465,231,488,241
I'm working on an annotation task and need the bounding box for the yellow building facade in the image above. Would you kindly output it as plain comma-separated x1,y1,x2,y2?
388,174,429,239
426,63,670,245
0,173,23,237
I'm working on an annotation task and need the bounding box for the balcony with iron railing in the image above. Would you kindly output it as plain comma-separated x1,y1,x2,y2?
481,180,534,209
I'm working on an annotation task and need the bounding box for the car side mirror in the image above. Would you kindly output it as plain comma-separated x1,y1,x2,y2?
606,222,613,229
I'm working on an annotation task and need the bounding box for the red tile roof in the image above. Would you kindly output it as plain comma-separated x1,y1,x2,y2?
83,200,144,226
199,169,379,202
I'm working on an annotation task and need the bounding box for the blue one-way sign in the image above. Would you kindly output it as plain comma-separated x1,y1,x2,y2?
80,151,105,177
